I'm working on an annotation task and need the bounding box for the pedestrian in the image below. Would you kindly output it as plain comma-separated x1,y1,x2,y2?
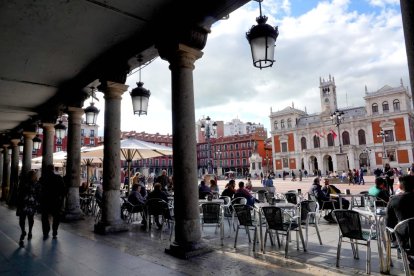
39,165,65,240
304,170,308,178
358,167,365,185
16,170,41,247
299,169,303,181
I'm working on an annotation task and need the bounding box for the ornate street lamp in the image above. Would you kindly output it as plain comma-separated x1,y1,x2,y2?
246,0,279,69
54,119,67,139
130,56,151,116
18,140,24,153
201,116,217,174
32,135,42,150
331,109,345,153
84,87,100,126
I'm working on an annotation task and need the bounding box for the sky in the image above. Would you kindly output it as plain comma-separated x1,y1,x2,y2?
85,0,409,137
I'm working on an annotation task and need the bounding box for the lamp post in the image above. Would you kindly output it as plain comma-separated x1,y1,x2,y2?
216,149,222,176
200,116,217,174
331,109,345,153
377,128,388,163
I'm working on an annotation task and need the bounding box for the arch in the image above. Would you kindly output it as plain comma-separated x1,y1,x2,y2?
313,135,320,148
372,103,378,114
342,131,350,145
309,156,318,173
281,119,285,128
327,133,334,147
358,129,366,145
301,137,307,150
287,118,292,128
382,101,389,113
323,155,333,174
393,99,400,111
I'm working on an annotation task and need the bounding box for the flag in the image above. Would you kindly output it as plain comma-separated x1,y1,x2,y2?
330,129,337,139
319,130,325,138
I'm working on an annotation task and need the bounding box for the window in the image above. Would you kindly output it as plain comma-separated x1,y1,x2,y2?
282,158,288,168
90,139,95,145
358,129,366,145
56,146,62,152
372,103,378,114
382,101,389,113
342,131,350,145
313,136,320,148
384,130,394,142
274,121,278,130
287,118,292,128
327,133,334,147
236,151,240,157
155,160,159,166
81,138,84,146
387,149,396,162
243,159,247,165
281,119,285,129
162,159,166,166
56,138,62,145
393,99,400,111
168,159,172,166
301,137,307,150
81,129,84,137
281,142,288,152
90,129,95,137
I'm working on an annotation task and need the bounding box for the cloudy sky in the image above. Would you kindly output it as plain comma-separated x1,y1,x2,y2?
86,0,409,137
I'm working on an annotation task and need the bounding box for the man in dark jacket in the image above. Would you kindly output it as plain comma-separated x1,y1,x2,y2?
309,177,339,223
39,165,65,239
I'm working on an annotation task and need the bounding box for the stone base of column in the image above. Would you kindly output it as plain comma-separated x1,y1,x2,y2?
165,240,212,259
63,209,85,221
94,221,129,234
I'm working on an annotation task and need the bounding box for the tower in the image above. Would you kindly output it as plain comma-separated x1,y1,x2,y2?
319,74,338,113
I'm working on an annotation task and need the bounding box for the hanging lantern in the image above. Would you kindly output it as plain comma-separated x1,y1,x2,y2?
84,102,100,125
32,135,42,150
54,120,67,139
130,82,151,116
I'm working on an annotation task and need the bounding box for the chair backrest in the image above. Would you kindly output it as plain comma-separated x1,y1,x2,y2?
233,204,254,226
285,192,298,205
201,203,221,224
265,192,275,203
261,206,285,231
333,210,364,240
257,190,267,203
146,198,169,216
232,197,247,206
299,200,318,223
393,217,414,255
219,196,231,206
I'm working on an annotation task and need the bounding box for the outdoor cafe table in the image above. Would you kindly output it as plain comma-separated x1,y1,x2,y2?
199,199,225,205
354,207,391,274
330,193,365,209
254,202,298,252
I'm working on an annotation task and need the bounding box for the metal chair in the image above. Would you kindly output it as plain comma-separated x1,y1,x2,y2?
261,206,306,258
256,190,267,203
201,202,224,245
285,192,298,205
121,199,144,224
386,218,414,276
219,196,234,236
299,200,322,247
309,193,336,221
333,209,376,274
145,198,170,232
233,204,258,252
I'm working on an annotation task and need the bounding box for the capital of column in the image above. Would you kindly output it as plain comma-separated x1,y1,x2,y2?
67,106,84,121
42,123,55,132
160,44,203,70
10,139,20,147
23,131,36,140
100,81,129,100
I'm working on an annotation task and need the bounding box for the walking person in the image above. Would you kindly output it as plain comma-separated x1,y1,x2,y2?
39,165,65,240
16,170,41,247
299,169,303,181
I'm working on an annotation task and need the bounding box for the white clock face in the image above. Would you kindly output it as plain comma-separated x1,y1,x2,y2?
324,98,330,103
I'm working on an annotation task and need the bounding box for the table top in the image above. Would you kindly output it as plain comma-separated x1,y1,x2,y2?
254,202,297,209
199,199,225,204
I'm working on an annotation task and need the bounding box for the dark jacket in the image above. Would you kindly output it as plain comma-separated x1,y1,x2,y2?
386,192,414,229
147,189,169,203
221,187,235,199
39,170,65,214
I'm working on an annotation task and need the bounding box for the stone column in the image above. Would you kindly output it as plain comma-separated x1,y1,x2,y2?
7,139,20,205
1,145,10,201
400,0,414,104
21,132,36,176
94,81,129,234
159,43,210,258
0,149,3,189
64,107,84,220
41,123,55,176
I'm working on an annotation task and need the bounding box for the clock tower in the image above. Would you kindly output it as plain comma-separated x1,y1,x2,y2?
319,74,338,114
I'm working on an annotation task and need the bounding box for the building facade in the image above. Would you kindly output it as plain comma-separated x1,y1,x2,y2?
270,76,414,176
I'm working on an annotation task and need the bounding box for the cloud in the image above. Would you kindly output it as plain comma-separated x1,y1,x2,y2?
88,0,409,137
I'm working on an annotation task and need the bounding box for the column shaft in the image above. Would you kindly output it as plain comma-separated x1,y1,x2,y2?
0,150,3,190
7,139,20,205
94,81,129,233
41,124,55,176
1,146,10,201
65,107,84,220
21,132,36,176
400,0,414,103
163,44,205,254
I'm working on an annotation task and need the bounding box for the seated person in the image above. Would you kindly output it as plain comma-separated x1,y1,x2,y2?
309,177,340,223
209,179,219,194
245,177,253,192
221,179,236,199
141,183,169,229
386,175,414,265
121,184,145,219
79,182,88,194
94,182,103,202
368,177,390,203
234,181,257,207
321,178,350,209
198,180,212,199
